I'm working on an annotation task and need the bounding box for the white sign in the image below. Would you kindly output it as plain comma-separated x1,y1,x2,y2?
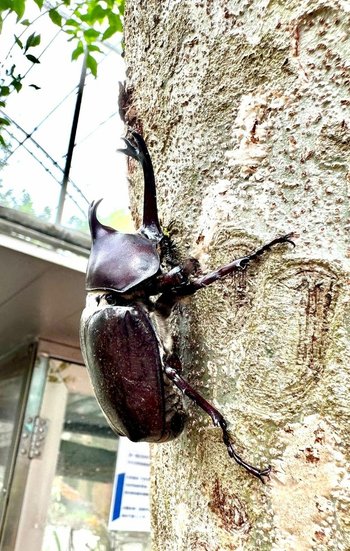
109,438,151,532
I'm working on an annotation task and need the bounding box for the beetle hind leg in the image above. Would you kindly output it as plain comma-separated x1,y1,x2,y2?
220,419,271,482
164,364,270,483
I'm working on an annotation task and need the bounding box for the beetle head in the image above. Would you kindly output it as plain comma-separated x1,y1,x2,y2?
86,200,160,293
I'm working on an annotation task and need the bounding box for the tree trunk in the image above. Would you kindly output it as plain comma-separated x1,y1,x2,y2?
123,2,350,549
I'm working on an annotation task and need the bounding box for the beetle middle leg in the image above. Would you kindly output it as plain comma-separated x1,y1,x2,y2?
164,362,271,482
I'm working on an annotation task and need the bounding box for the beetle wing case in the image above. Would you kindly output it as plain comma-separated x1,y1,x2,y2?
80,303,186,442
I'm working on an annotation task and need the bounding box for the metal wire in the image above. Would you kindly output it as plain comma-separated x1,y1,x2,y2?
1,110,90,207
1,16,120,224
1,125,87,218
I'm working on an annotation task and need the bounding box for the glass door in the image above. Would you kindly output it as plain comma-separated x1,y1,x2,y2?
13,358,118,551
1,352,151,551
42,360,118,551
0,343,37,540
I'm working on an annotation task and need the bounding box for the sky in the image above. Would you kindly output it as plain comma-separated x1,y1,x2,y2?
0,5,128,231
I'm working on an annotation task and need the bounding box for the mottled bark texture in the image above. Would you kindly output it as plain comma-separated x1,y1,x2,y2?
123,1,350,549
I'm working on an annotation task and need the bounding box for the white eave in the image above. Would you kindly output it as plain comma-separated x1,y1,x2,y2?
0,207,91,361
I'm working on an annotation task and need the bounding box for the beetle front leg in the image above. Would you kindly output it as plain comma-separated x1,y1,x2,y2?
164,364,271,482
177,233,295,296
154,233,294,313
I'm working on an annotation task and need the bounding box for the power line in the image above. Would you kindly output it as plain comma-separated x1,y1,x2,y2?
56,49,88,224
4,4,60,63
4,48,112,162
75,110,119,147
2,21,121,221
4,83,81,163
1,126,87,218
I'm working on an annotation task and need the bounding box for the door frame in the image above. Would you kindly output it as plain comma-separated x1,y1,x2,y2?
0,340,82,551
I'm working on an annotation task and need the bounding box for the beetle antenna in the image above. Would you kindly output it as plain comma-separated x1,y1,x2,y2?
118,130,163,242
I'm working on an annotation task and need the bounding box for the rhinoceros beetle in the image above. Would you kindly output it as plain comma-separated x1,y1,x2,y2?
80,130,294,482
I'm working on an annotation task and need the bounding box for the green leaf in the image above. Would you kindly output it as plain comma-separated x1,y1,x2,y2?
12,79,22,92
25,32,41,52
108,12,123,31
0,118,10,126
86,53,97,77
73,8,82,18
118,0,125,16
102,25,118,41
71,42,84,61
88,44,102,53
80,13,92,23
90,4,106,21
13,0,25,20
21,19,30,26
101,11,122,40
33,0,44,8
0,0,12,12
84,28,100,42
0,135,6,147
65,18,79,27
0,86,10,97
49,8,62,26
31,34,41,47
26,54,40,64
14,35,23,49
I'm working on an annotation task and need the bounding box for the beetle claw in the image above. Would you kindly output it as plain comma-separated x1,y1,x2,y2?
283,232,296,248
118,137,139,160
223,429,271,483
118,130,150,163
258,466,272,482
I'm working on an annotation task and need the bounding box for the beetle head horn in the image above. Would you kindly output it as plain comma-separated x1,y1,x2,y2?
118,130,163,242
88,199,117,242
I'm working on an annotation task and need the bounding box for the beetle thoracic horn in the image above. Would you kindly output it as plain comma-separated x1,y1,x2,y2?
88,199,117,242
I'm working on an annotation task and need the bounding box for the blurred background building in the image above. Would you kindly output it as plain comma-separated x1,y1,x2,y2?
0,7,150,551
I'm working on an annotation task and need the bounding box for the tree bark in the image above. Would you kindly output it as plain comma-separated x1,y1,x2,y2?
123,1,350,549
